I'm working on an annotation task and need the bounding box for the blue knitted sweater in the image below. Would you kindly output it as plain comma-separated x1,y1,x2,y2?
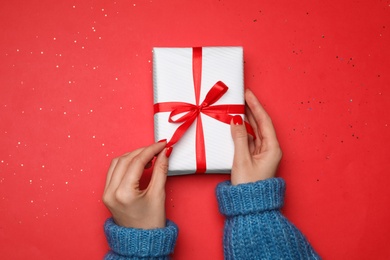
104,178,320,259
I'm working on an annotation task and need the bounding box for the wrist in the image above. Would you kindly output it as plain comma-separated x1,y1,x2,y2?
113,214,166,229
104,218,178,257
216,178,285,217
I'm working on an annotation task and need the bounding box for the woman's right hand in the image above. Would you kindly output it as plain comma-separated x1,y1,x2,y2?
230,89,282,185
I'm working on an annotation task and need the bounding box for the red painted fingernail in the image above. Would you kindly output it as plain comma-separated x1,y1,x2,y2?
233,115,243,125
165,146,173,158
158,139,167,143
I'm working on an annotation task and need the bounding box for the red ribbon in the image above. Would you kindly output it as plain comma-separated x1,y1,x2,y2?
154,47,254,174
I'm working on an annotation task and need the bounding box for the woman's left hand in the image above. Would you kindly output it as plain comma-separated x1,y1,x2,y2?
102,140,170,229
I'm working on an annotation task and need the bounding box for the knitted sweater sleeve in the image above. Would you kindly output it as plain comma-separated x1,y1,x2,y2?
104,218,178,260
216,178,321,260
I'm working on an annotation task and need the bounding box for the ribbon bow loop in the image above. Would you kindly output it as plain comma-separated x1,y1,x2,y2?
200,81,229,108
168,103,197,123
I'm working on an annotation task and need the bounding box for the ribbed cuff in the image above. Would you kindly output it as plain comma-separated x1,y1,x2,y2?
216,178,286,217
104,218,178,258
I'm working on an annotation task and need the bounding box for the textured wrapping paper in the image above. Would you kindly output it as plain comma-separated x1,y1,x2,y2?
153,46,245,175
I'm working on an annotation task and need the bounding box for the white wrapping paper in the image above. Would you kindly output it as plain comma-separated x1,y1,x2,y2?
153,46,244,175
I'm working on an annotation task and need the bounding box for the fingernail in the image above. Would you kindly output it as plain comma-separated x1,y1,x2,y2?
165,146,173,158
158,139,167,143
232,115,243,125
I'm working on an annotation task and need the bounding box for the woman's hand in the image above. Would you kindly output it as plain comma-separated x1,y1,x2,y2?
230,89,282,185
102,140,171,229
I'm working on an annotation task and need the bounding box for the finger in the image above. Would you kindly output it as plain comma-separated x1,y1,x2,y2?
104,150,142,193
245,104,260,139
145,150,164,169
246,104,262,153
145,157,155,169
104,157,119,192
230,115,251,166
119,141,167,191
245,89,279,149
148,147,170,193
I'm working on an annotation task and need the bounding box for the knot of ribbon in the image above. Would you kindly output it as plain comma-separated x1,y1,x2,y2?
153,47,254,174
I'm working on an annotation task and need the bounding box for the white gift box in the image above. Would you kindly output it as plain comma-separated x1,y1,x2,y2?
153,46,245,175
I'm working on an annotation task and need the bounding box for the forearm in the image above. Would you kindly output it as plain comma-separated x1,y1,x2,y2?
104,218,178,260
216,178,320,260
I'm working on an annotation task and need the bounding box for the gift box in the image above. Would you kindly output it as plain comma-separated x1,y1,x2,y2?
153,46,246,175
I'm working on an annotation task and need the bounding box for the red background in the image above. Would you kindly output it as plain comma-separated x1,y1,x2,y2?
1,0,389,259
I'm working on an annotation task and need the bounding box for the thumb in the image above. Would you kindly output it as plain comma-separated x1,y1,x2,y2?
230,115,251,173
149,147,170,192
